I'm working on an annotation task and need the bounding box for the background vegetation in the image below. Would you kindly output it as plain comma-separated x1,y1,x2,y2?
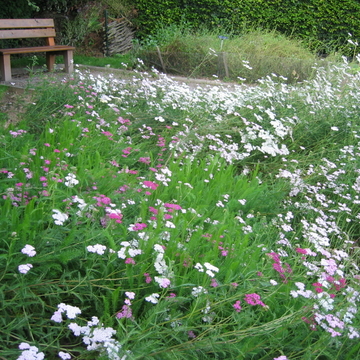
1,0,360,57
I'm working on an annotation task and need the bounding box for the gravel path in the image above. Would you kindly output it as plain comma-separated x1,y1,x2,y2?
0,64,238,90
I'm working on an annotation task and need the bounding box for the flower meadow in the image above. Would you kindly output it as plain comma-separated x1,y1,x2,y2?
1,57,360,360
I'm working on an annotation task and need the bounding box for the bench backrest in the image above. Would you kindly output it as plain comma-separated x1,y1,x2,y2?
0,19,56,46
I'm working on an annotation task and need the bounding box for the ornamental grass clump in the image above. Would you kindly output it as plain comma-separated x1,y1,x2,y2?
0,56,360,359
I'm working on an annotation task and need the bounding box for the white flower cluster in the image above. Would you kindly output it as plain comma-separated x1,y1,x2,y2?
17,342,44,360
51,303,82,323
155,167,172,186
68,316,126,360
64,173,79,188
194,262,219,278
153,244,167,274
18,263,33,274
18,245,37,274
87,244,107,255
58,351,71,360
117,241,142,259
21,244,36,257
52,209,68,226
191,286,208,297
145,293,160,304
290,282,314,299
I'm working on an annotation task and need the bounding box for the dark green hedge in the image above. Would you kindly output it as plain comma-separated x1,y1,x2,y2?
133,0,360,54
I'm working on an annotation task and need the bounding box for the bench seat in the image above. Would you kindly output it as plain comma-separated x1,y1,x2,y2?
0,45,75,55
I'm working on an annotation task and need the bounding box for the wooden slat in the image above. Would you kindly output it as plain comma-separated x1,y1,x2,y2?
0,19,54,29
0,45,75,55
0,28,56,40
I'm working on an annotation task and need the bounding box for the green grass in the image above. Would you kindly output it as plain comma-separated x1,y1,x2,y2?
0,48,360,360
135,26,325,82
9,53,135,71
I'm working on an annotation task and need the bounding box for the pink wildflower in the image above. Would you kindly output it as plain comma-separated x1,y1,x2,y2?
149,206,158,214
164,203,182,210
144,273,152,283
116,305,132,319
143,181,159,190
131,223,147,231
267,252,281,263
233,300,242,312
125,258,135,265
244,293,266,307
139,157,151,164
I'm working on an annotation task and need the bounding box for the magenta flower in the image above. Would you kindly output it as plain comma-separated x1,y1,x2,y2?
267,252,281,263
164,203,182,210
144,273,152,283
130,223,147,231
143,181,159,190
233,300,242,312
244,293,266,307
149,206,158,214
116,305,132,319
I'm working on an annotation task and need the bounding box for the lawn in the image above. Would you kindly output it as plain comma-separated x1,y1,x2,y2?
1,57,360,360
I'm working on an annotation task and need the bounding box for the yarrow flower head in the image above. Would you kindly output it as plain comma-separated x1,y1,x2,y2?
58,351,71,360
67,316,122,358
87,244,107,255
233,300,242,312
51,303,82,323
52,209,68,225
244,293,266,307
18,264,33,274
64,173,79,187
21,244,36,257
154,276,171,288
145,293,160,304
18,342,45,360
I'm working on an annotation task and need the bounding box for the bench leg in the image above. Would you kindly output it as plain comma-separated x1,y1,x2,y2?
63,50,74,74
0,54,12,81
46,53,56,72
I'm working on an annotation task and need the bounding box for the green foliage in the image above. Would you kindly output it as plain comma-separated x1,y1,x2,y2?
0,0,34,18
132,0,360,56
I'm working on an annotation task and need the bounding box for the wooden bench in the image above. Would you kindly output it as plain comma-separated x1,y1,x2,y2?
0,19,75,82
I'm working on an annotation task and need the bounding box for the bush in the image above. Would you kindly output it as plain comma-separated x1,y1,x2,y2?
132,0,360,56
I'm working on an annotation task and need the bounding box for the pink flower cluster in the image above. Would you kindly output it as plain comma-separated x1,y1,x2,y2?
233,293,267,312
267,252,292,282
117,292,135,320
